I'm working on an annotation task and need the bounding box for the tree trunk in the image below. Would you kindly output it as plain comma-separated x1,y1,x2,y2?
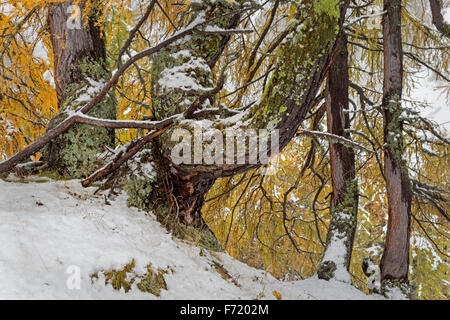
380,0,412,287
166,166,217,229
147,1,246,231
429,0,450,38
145,1,350,231
44,0,116,178
318,33,358,282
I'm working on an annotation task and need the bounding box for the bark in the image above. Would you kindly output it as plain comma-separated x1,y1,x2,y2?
48,1,106,106
166,169,217,229
147,0,249,230
380,0,412,283
318,33,358,282
44,0,116,178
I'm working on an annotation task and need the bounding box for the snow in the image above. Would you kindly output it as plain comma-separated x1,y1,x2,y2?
0,177,386,300
444,7,450,25
72,78,106,106
321,227,352,283
158,56,212,92
408,70,450,132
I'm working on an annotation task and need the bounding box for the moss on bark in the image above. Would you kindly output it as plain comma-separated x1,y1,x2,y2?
44,58,117,178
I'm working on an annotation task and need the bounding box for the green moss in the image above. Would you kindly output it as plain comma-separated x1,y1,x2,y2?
182,224,223,252
44,57,117,178
34,169,73,181
249,1,341,130
100,260,136,293
93,260,170,296
381,279,414,299
136,264,168,297
151,0,258,123
126,176,155,210
313,0,341,19
150,204,223,252
0,177,50,184
317,261,337,280
1,166,71,183
383,92,412,191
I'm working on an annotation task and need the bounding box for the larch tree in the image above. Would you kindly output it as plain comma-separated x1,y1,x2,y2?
44,0,116,178
317,32,358,283
379,0,412,295
0,0,351,235
0,0,448,300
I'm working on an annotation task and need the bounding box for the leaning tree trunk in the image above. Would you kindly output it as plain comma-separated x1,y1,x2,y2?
317,33,358,283
147,0,245,230
44,0,116,178
137,0,350,235
142,0,348,232
380,0,412,295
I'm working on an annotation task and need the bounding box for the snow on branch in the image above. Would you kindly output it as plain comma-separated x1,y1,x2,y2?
343,11,386,27
296,130,375,154
72,113,178,130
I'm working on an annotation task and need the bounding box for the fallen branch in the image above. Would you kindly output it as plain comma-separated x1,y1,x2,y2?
81,126,170,187
0,113,176,174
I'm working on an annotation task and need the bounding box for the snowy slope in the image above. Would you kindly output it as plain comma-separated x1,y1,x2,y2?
0,177,384,300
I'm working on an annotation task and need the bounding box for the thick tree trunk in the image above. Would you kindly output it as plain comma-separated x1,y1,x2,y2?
48,1,106,106
44,0,116,178
148,0,350,230
429,0,450,38
149,1,250,229
318,34,358,282
166,167,216,229
380,0,412,286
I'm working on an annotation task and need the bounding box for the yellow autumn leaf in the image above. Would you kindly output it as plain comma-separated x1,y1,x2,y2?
272,290,282,300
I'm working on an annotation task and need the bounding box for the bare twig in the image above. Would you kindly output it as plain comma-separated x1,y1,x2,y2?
117,0,157,68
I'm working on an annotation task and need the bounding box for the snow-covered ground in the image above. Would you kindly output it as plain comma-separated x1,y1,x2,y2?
0,177,385,300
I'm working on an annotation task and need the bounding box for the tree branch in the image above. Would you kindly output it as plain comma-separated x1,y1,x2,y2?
81,126,170,187
296,130,375,154
429,0,450,38
117,0,158,68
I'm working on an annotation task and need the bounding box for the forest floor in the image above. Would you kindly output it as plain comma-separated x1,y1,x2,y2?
0,176,387,300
